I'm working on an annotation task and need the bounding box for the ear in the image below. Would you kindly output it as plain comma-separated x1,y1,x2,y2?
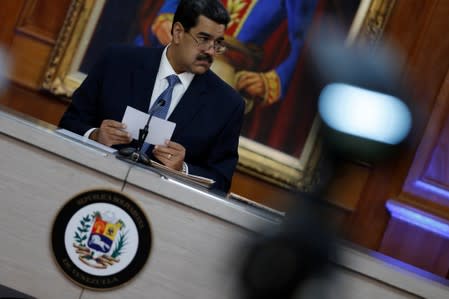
171,22,184,44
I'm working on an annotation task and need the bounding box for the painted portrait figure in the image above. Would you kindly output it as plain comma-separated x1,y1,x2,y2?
134,0,359,157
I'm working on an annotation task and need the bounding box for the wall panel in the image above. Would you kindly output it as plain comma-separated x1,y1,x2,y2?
9,34,52,88
0,0,26,47
345,0,449,253
0,0,72,88
376,0,449,278
16,0,72,43
380,217,449,277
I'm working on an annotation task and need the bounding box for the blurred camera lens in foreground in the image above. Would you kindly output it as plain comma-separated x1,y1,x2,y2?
319,83,412,145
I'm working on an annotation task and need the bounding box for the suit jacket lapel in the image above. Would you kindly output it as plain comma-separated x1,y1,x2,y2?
130,48,163,112
169,73,209,136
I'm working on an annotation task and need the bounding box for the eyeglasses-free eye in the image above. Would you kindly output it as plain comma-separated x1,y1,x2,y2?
186,31,227,54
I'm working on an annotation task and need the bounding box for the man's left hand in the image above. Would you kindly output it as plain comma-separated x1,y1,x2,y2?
152,140,185,171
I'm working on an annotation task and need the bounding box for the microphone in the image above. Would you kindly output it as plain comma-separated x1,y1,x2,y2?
118,99,166,164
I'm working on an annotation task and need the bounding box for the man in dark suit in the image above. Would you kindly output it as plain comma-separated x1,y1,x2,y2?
59,0,244,193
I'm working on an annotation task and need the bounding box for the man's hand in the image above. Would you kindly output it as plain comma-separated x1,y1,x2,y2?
90,120,132,146
152,140,185,171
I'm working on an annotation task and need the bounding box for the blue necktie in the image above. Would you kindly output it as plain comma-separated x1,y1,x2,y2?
151,74,180,119
141,74,180,154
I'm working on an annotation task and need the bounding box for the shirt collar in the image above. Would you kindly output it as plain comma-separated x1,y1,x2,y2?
159,46,195,87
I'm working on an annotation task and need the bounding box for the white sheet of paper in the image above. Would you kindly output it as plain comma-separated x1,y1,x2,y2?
121,106,176,145
121,106,147,139
146,116,176,145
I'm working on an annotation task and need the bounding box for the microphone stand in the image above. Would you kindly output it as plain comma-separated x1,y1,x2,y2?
118,99,166,164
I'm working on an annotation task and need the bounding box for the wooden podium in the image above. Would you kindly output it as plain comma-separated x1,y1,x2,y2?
1,106,449,299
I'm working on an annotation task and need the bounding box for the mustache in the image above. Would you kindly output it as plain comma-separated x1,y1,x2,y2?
196,54,213,64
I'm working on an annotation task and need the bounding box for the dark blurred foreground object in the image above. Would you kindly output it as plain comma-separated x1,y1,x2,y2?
0,283,37,299
239,193,336,299
0,46,11,95
318,82,412,164
310,17,412,164
239,17,413,298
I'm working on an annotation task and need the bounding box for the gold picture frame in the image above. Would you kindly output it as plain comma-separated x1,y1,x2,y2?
42,0,395,190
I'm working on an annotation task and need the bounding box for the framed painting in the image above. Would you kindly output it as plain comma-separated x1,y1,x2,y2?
42,0,396,190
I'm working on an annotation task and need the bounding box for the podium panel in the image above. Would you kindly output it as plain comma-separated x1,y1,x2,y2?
0,134,123,298
0,108,272,298
82,184,254,299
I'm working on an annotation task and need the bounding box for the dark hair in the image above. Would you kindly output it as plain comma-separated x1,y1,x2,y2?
172,0,230,32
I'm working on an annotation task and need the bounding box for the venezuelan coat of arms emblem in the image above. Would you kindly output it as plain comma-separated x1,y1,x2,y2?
51,189,152,290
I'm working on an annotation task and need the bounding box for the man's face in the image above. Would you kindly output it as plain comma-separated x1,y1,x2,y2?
170,15,226,74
